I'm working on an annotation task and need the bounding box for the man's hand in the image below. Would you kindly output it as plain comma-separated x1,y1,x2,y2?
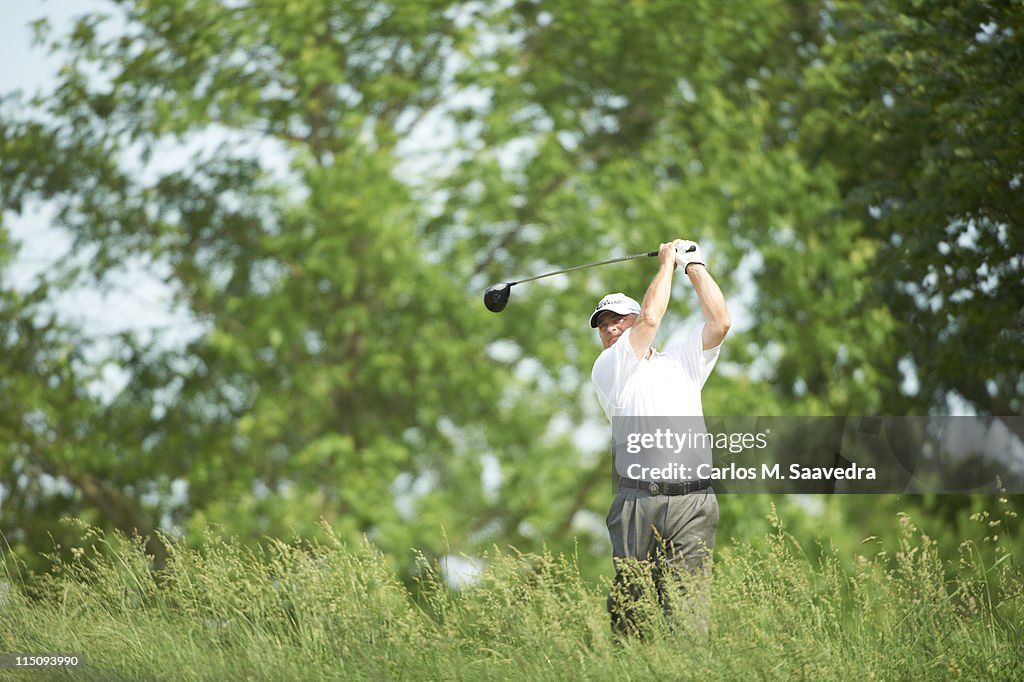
675,240,705,272
659,241,680,269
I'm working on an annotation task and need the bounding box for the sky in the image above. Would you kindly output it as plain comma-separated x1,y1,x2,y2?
0,2,73,93
1,1,201,360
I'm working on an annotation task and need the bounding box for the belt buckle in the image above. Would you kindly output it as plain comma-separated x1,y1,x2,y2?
648,482,660,495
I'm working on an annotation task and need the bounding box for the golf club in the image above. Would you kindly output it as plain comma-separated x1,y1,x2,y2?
484,245,696,312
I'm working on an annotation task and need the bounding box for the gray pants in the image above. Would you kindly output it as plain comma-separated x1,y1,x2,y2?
605,485,718,637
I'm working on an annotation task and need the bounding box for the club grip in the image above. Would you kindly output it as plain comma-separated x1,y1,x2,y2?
648,244,696,256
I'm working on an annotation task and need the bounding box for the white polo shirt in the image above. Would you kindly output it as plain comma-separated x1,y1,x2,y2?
591,326,720,420
593,327,721,480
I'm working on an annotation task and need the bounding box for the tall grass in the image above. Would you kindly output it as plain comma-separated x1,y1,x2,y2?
2,502,1020,681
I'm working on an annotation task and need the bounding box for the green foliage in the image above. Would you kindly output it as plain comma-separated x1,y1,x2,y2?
0,0,1021,583
801,0,1024,416
1,509,1020,680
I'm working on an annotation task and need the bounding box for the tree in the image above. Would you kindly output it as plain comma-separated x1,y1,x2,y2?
800,0,1023,420
1,0,521,573
2,0,1018,579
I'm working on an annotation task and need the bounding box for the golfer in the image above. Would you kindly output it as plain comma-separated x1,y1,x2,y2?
590,239,730,637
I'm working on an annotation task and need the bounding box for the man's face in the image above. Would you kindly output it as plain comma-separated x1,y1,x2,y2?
596,311,637,349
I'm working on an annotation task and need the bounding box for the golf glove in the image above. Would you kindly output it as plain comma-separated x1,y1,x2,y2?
675,240,705,271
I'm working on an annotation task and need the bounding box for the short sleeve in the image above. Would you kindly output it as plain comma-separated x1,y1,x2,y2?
591,328,641,419
664,325,721,388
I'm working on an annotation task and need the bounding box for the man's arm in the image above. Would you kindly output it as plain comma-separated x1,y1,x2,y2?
628,241,679,361
684,263,732,350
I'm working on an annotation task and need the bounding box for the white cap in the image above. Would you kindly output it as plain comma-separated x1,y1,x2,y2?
589,292,641,328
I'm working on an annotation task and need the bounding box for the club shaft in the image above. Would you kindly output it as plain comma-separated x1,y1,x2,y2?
510,251,657,286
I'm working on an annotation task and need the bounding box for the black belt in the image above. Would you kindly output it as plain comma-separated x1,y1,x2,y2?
619,478,712,496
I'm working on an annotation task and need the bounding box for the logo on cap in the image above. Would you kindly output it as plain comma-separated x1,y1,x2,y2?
589,292,641,328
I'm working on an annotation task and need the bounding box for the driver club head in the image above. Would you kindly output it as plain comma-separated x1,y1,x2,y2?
484,283,512,312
